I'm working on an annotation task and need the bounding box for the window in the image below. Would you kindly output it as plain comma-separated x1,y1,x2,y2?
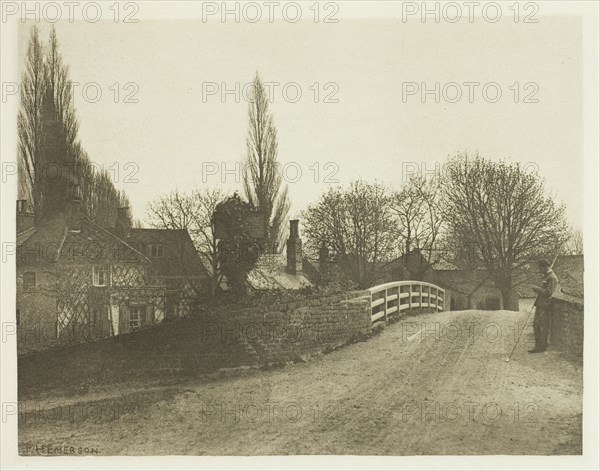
129,305,146,331
23,272,36,292
93,266,109,286
148,244,164,258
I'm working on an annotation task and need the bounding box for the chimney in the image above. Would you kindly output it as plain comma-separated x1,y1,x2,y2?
116,207,132,239
286,219,302,275
69,187,82,232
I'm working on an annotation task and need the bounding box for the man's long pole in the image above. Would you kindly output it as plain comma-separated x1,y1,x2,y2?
505,302,536,362
505,251,561,363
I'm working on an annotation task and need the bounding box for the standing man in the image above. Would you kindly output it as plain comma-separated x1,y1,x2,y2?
529,259,560,353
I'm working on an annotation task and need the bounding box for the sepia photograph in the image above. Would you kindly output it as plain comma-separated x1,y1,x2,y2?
1,1,598,469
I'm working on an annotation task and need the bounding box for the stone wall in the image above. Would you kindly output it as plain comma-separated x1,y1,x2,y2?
549,294,584,361
18,291,371,396
213,291,371,363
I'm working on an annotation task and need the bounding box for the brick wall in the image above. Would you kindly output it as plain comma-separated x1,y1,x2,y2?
18,291,371,396
549,294,584,361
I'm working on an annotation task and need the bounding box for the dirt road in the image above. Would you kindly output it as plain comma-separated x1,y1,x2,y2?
19,308,582,455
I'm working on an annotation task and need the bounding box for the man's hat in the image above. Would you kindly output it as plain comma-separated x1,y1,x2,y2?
538,259,551,268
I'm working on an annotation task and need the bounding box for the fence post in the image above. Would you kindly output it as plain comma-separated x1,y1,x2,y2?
384,288,388,323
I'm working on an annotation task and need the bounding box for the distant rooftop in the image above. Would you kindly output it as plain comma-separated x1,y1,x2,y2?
247,254,312,290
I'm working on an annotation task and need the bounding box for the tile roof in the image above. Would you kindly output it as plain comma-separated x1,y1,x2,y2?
16,213,208,281
17,211,149,266
247,254,312,290
128,228,208,278
61,219,148,264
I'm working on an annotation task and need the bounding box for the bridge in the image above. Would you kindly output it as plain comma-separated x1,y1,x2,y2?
366,280,445,325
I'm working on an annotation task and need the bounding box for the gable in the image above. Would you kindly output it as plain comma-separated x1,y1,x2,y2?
59,218,149,265
17,212,149,268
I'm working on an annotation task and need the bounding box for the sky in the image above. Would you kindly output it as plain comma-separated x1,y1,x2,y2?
18,11,583,229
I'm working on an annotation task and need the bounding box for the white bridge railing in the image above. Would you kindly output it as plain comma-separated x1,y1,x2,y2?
366,281,445,324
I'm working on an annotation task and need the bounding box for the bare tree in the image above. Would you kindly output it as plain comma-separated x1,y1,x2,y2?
302,180,397,288
45,27,78,149
563,228,583,255
18,26,134,228
146,188,224,296
243,72,290,252
18,26,45,216
391,175,445,276
442,153,569,310
39,27,80,216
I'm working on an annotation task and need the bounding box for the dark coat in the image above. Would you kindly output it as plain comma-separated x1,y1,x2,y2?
534,269,559,309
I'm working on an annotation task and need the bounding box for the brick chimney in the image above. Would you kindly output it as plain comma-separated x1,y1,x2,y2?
116,207,132,239
286,219,302,275
68,189,82,232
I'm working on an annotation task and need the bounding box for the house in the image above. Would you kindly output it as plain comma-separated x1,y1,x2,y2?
16,196,208,354
126,226,209,317
433,268,509,311
383,249,514,311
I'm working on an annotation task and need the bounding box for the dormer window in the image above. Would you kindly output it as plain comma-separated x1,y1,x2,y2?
93,266,109,287
148,244,164,258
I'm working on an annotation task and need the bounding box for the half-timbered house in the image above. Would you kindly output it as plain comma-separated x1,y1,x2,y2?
16,197,208,354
